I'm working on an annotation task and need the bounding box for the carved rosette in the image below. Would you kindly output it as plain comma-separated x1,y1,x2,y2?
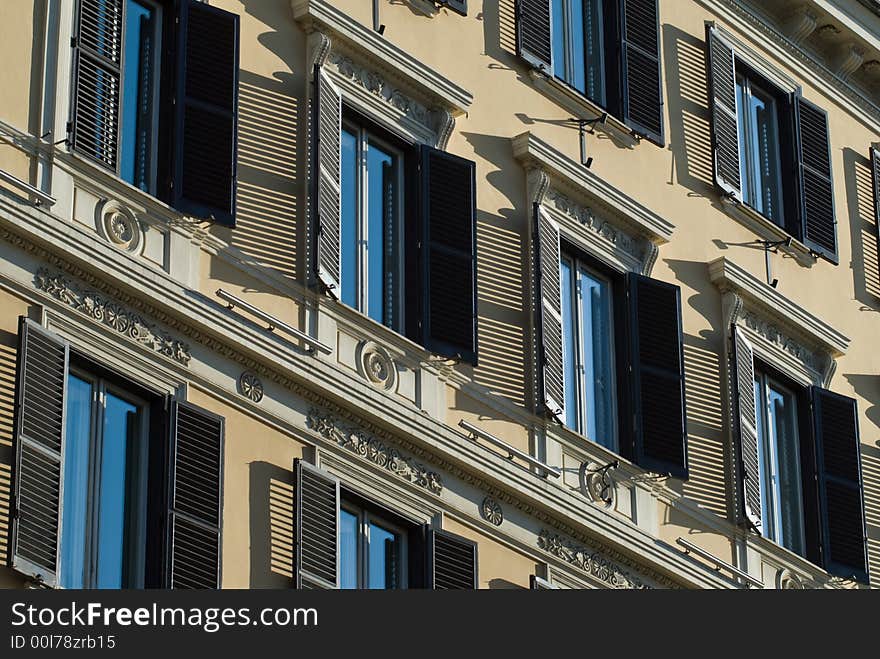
481,497,503,526
579,462,615,507
96,200,143,254
238,372,264,403
776,568,805,590
356,341,398,392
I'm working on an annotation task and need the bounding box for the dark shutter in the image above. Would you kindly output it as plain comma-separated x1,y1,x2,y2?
428,528,478,589
871,147,880,282
810,388,869,582
706,25,742,201
171,0,239,226
620,0,664,144
168,401,224,589
517,0,553,73
533,204,565,422
732,326,761,531
627,273,688,478
70,0,123,170
421,145,478,364
295,459,339,589
441,0,467,16
11,319,69,587
313,65,343,295
795,96,837,262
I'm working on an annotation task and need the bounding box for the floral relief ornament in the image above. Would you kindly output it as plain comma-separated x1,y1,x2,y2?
238,372,264,403
481,497,503,526
537,530,653,589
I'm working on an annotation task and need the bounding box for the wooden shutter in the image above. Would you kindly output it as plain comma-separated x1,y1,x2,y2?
168,401,224,589
313,65,343,295
620,0,664,144
517,0,553,73
871,147,880,281
295,459,340,589
11,319,69,587
810,388,869,582
706,25,742,201
441,0,467,16
428,528,478,589
732,326,761,531
795,96,837,262
171,0,239,226
70,0,123,170
533,204,565,422
421,145,478,364
627,273,688,479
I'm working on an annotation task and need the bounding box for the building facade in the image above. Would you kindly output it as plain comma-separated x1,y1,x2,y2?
0,0,878,590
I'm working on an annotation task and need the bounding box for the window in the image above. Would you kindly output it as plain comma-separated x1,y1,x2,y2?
752,369,805,556
340,122,403,329
560,255,617,450
551,0,606,105
60,371,150,588
340,503,407,589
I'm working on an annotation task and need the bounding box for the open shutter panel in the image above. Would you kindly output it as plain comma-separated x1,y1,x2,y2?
70,0,122,170
795,97,837,262
295,459,340,589
627,273,688,479
428,528,478,589
811,388,869,582
533,204,565,422
421,145,478,364
313,66,342,295
168,401,224,589
732,326,761,531
620,0,664,144
171,0,239,226
871,147,880,282
11,319,68,587
517,0,553,72
706,26,742,201
440,0,468,16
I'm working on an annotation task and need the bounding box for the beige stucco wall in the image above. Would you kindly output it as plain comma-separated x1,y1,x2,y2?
443,517,538,589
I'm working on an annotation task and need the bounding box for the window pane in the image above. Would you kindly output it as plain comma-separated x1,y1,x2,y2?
60,374,93,589
583,0,605,104
570,0,586,93
767,382,805,556
340,129,358,309
736,75,750,204
750,85,784,224
339,509,358,589
367,522,400,589
561,258,578,430
580,268,615,449
95,393,139,589
366,142,393,326
120,0,159,191
552,0,566,82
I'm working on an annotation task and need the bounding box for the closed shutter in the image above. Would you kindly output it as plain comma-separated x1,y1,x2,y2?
441,0,467,16
428,528,478,589
810,388,869,582
795,96,837,262
871,147,880,282
168,401,224,589
517,0,553,73
706,25,742,201
313,65,343,295
533,204,565,422
421,145,478,364
626,273,688,478
732,326,761,531
620,0,664,144
11,319,69,587
295,459,340,589
70,0,123,170
171,0,239,226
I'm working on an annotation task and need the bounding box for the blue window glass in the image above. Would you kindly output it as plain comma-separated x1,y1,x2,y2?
339,505,405,589
120,0,160,192
551,0,605,104
561,258,578,430
339,508,358,590
366,143,393,325
367,521,400,589
340,128,358,310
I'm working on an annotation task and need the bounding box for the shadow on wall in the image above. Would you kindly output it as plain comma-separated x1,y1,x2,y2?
841,148,880,309
0,338,15,569
249,461,295,588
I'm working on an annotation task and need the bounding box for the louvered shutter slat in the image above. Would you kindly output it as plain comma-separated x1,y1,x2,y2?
811,388,868,582
295,460,340,589
517,0,553,72
706,26,742,201
627,274,688,478
621,0,664,143
171,0,239,226
732,326,761,531
168,401,224,589
429,529,478,589
313,65,343,295
796,97,837,262
421,146,478,364
11,318,69,587
869,147,880,276
533,205,565,422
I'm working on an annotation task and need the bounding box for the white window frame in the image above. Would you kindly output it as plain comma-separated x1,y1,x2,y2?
340,502,408,590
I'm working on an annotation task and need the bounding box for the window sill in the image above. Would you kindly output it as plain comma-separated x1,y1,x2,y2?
719,196,817,267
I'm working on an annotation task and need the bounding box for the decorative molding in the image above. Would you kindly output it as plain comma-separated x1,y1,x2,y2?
579,462,615,507
34,268,192,365
537,530,657,589
782,5,820,44
433,107,455,151
306,407,443,495
355,340,398,392
238,372,264,403
307,30,331,70
481,497,503,526
777,568,805,590
740,311,822,372
96,200,143,255
526,167,550,206
833,43,866,79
